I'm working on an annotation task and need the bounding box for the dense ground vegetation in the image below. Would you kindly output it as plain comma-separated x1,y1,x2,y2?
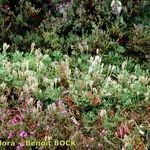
0,0,150,149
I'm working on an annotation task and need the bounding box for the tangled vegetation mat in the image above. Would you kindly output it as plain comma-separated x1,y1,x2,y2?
0,0,150,149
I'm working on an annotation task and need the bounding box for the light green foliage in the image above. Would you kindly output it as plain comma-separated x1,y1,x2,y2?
0,46,149,109
0,0,150,149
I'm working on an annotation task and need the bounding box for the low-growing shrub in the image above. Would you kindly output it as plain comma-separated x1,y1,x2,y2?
0,44,150,149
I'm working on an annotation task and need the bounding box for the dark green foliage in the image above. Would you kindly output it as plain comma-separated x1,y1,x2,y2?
0,2,150,149
0,0,150,60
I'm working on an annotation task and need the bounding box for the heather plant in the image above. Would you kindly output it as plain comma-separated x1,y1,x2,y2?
1,0,150,59
127,24,150,57
0,0,150,149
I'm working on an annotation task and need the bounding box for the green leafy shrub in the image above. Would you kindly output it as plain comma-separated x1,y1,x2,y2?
127,24,150,56
0,0,150,149
1,0,150,59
